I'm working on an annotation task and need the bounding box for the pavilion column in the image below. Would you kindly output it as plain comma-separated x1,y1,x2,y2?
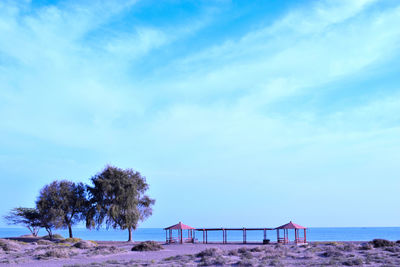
206,230,208,244
287,229,289,243
277,229,279,243
304,229,307,243
264,229,266,240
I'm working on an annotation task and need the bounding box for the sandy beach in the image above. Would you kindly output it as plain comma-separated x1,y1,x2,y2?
1,237,400,266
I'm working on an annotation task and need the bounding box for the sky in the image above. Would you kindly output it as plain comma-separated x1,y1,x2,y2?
0,0,400,229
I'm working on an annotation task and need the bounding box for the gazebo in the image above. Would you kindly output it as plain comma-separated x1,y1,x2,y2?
164,222,195,244
275,221,307,244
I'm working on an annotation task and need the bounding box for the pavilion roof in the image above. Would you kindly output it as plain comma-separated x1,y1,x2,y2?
164,221,195,230
275,221,306,229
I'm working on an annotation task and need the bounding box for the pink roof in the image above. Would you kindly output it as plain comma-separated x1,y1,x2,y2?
275,221,306,229
164,222,195,230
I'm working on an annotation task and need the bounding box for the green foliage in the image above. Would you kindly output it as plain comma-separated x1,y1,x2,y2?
36,180,88,239
3,207,41,237
86,165,155,241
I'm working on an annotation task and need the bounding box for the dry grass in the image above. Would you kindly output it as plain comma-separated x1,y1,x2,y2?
2,239,400,266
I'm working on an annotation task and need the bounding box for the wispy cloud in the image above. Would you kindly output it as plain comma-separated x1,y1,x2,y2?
1,0,399,227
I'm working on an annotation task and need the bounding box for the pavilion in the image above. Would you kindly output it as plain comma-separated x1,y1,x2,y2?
275,221,307,244
164,222,195,244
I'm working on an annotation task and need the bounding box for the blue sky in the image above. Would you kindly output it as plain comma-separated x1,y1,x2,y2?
1,0,400,228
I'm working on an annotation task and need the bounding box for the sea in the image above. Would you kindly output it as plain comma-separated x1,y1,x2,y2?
0,227,399,242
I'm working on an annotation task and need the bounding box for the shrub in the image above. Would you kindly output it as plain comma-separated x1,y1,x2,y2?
37,239,53,246
36,248,70,259
196,248,222,257
43,234,64,240
250,246,263,252
199,255,226,266
64,238,82,243
370,239,395,248
89,245,120,255
235,258,254,266
384,246,400,253
131,241,163,251
228,249,238,256
359,242,373,250
238,247,249,254
240,251,253,259
73,240,97,249
320,249,343,258
342,258,363,266
0,239,21,252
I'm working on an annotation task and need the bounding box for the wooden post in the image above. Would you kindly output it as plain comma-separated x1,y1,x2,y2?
206,230,208,244
264,229,266,240
203,230,205,244
277,229,279,243
180,229,183,244
304,229,307,243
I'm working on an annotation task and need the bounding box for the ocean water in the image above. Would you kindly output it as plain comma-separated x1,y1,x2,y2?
0,227,399,242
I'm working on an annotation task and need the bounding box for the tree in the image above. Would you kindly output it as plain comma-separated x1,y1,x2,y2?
3,207,41,237
36,180,87,238
86,165,155,242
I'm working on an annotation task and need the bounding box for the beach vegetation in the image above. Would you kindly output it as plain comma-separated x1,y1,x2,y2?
73,240,97,249
36,180,88,239
43,233,64,240
131,241,163,251
36,239,54,245
370,239,395,248
3,207,42,237
64,237,82,243
36,248,71,259
0,239,21,252
359,242,373,250
342,257,363,265
196,248,222,258
86,165,155,242
235,258,255,266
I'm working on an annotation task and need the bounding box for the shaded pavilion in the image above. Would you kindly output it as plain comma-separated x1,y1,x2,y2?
275,221,307,244
196,227,273,244
164,222,195,244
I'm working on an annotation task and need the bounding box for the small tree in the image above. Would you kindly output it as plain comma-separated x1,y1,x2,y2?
3,207,41,237
86,165,155,242
36,180,87,238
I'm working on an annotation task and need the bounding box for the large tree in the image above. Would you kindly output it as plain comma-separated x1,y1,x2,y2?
3,207,42,237
36,180,87,238
86,165,155,242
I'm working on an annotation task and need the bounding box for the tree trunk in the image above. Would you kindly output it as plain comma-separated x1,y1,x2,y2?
46,228,53,240
68,224,73,238
128,227,133,242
